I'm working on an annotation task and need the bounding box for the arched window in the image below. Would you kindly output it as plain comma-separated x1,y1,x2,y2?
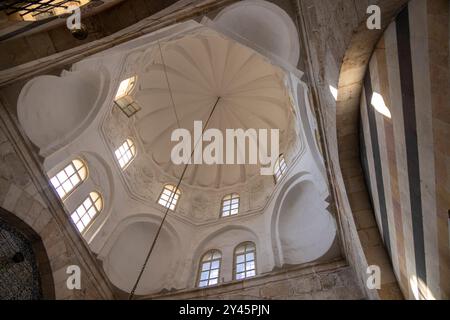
197,250,222,288
274,154,287,183
115,76,137,100
158,184,181,211
221,193,240,217
234,242,256,280
115,138,136,169
70,191,103,233
50,158,87,200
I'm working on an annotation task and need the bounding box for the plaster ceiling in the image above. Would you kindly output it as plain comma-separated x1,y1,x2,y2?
132,29,295,190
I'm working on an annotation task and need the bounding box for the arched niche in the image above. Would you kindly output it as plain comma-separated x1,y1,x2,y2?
272,175,337,266
101,216,181,295
213,0,300,66
0,207,55,299
17,68,109,156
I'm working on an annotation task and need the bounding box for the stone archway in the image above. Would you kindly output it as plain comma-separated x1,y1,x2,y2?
0,207,55,299
334,0,409,300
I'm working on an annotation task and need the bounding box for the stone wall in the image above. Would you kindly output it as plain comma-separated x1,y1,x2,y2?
142,260,364,300
359,0,449,300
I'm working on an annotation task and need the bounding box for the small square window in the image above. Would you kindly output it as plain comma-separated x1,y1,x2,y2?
221,193,240,217
115,95,141,117
158,184,181,211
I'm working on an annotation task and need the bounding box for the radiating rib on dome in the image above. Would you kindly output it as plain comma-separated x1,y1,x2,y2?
133,29,294,189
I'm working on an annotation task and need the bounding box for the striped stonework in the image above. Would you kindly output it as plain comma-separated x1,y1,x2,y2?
360,0,449,300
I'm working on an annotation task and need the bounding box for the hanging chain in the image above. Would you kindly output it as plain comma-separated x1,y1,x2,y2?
128,95,221,299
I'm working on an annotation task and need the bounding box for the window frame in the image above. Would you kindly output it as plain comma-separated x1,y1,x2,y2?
70,191,104,234
220,193,240,218
233,242,257,281
197,249,222,288
114,138,137,170
49,158,88,201
157,184,181,211
114,95,141,117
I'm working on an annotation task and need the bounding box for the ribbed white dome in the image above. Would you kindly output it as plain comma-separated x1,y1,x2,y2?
134,29,294,189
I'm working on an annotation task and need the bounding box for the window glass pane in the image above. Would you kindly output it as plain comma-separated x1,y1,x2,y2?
71,212,79,222
210,269,219,279
81,214,90,226
200,271,209,281
65,165,75,176
203,252,212,261
236,263,245,273
69,174,80,186
50,177,59,187
236,273,245,280
94,200,102,211
73,159,83,170
202,262,211,271
211,260,220,269
76,222,84,232
56,187,65,198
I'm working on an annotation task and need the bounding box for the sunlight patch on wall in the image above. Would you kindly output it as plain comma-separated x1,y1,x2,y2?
329,85,338,101
371,92,391,119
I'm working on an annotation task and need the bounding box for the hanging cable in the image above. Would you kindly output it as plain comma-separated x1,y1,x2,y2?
158,40,181,129
128,96,221,300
